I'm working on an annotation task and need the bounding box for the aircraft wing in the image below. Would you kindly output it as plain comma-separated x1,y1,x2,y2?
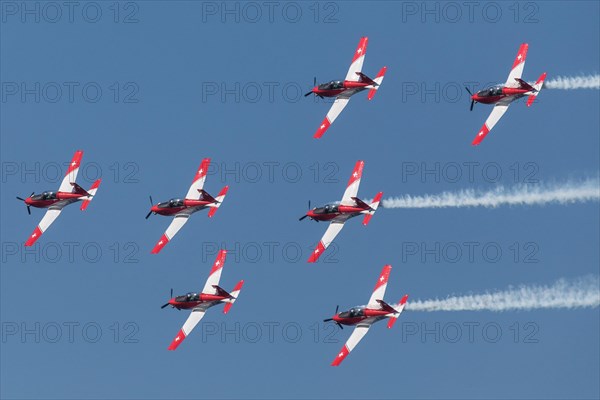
313,96,351,139
471,102,511,146
345,37,368,82
151,214,190,254
340,160,364,205
331,323,371,366
307,221,345,263
505,43,529,87
201,249,227,294
185,158,211,200
167,307,207,350
58,150,83,193
25,208,63,246
367,265,392,308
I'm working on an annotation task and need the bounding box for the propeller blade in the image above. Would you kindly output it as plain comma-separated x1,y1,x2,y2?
299,215,308,221
160,303,170,309
145,210,152,220
304,91,313,97
149,195,153,206
27,206,31,215
464,86,473,96
16,196,25,201
470,99,475,112
335,305,339,314
170,288,173,298
30,192,35,197
323,318,333,322
308,200,311,210
336,322,344,330
313,77,316,86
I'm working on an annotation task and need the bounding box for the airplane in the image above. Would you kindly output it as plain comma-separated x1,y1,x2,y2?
162,249,244,350
305,36,387,139
324,265,408,366
300,160,383,263
17,150,101,246
467,43,547,145
147,158,229,254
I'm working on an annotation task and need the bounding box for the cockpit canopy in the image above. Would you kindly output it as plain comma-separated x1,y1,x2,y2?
175,292,199,302
313,204,339,214
31,191,57,201
477,85,503,97
318,80,344,91
339,307,365,319
158,198,184,208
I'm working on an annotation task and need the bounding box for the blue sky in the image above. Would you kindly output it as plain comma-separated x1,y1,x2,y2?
1,1,599,399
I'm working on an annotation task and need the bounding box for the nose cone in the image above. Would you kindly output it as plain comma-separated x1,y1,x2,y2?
151,205,159,213
168,298,176,306
332,314,341,323
24,197,32,205
307,209,316,219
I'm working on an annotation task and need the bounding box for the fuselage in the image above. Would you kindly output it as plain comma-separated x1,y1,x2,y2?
471,84,531,105
150,198,213,216
304,203,368,222
330,306,391,326
166,292,230,310
310,80,371,98
24,191,84,209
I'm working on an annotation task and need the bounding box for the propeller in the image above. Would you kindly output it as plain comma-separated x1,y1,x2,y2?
16,192,34,215
465,86,475,111
323,305,343,329
145,195,154,219
160,288,174,309
304,77,317,97
298,200,312,221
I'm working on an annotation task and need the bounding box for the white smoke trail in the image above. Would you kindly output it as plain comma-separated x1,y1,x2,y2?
381,179,599,209
545,74,600,90
406,275,600,312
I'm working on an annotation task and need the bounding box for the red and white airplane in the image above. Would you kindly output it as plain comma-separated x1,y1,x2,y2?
305,36,387,139
300,160,382,263
467,43,547,145
17,150,101,246
147,158,229,254
162,249,244,350
324,265,408,366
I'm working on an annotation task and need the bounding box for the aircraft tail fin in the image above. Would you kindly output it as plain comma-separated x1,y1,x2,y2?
526,72,547,107
367,66,387,100
223,280,244,314
197,189,217,203
80,179,101,211
387,294,409,329
207,186,229,218
362,192,383,226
